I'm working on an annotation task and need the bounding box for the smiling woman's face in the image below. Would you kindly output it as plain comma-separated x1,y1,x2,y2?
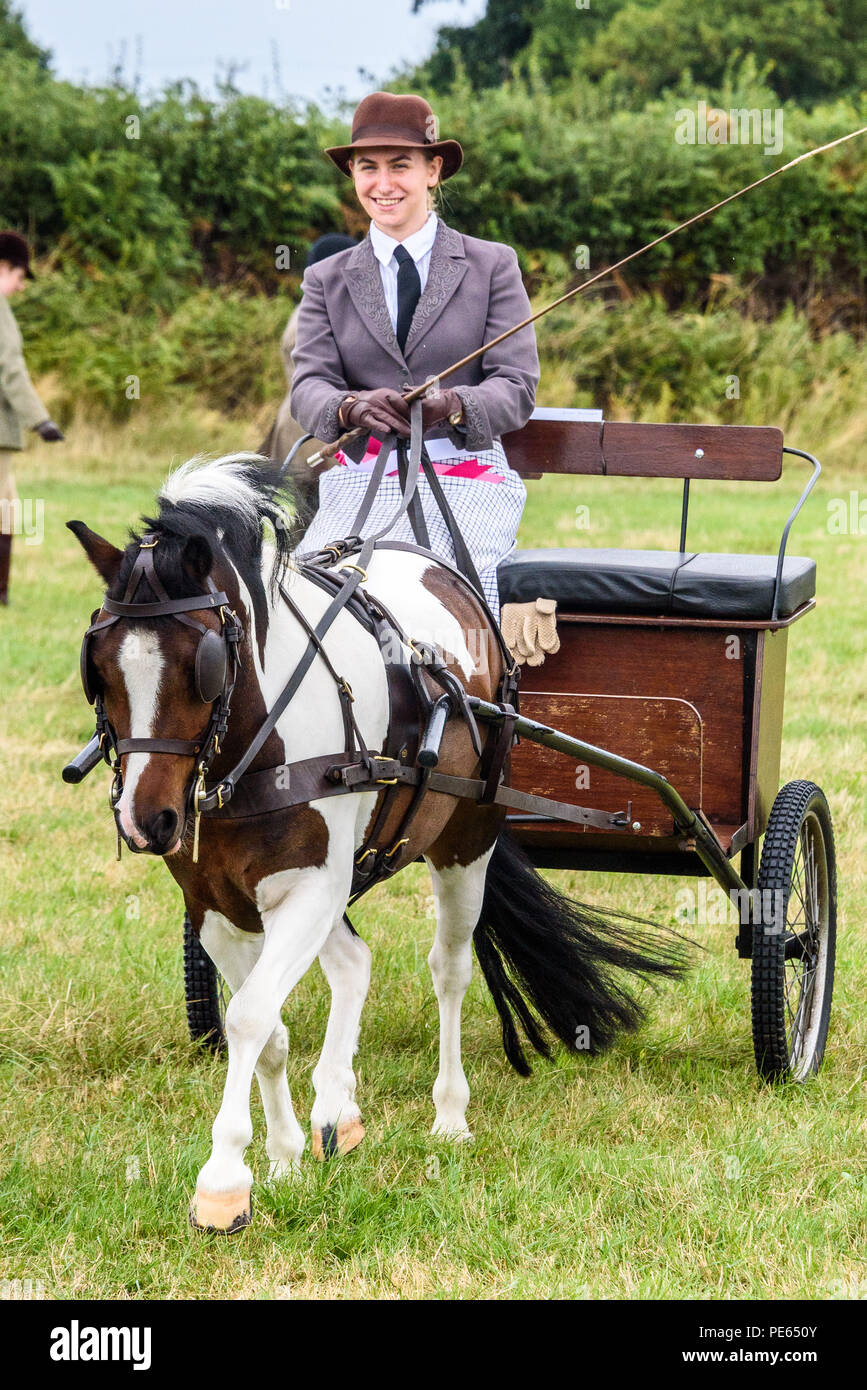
348,147,443,240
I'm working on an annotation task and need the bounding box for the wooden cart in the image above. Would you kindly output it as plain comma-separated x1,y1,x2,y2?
493,409,835,1081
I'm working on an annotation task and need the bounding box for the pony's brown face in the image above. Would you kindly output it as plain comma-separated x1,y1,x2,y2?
99,617,220,854
70,521,230,857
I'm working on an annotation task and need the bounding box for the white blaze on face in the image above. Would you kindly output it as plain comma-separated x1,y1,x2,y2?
115,629,165,847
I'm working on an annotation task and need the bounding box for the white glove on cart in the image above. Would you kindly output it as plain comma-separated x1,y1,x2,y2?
500,598,560,666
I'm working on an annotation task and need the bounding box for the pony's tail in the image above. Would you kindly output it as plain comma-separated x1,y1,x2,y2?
473,830,693,1076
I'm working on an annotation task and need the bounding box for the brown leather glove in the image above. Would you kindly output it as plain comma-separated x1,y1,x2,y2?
404,384,464,433
339,388,411,438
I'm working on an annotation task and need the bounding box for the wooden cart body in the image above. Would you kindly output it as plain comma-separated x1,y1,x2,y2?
496,412,819,922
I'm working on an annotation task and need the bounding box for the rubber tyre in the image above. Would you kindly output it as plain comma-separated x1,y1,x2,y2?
183,912,227,1053
751,780,836,1083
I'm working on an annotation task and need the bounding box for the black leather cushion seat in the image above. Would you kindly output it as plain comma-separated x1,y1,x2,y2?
496,548,816,620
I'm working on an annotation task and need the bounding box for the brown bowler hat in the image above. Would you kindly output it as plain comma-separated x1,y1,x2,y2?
324,91,463,180
0,230,35,279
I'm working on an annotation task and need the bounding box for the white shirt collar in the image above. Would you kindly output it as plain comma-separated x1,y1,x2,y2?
370,210,438,268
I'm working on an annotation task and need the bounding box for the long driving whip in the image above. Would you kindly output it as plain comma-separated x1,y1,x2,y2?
309,123,867,465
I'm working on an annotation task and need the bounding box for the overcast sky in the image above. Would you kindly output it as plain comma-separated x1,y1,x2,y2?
19,0,488,109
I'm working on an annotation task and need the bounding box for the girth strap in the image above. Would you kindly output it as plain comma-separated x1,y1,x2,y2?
479,702,518,804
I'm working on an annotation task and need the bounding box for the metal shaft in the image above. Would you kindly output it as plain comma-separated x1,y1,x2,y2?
467,695,746,894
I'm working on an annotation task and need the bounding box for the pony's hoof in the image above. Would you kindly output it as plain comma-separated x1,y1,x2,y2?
311,1118,365,1160
431,1122,474,1143
189,1186,252,1233
266,1156,302,1183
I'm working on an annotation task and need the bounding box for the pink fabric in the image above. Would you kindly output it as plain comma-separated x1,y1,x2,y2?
334,435,506,482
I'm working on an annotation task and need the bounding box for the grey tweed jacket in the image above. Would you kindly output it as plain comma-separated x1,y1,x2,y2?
289,217,539,462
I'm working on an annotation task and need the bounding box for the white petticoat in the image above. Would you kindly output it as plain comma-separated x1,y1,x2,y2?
293,440,526,621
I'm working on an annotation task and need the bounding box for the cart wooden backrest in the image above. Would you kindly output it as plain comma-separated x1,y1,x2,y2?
501,410,783,481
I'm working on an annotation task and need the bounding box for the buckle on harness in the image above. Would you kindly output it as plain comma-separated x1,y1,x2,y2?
372,754,398,784
339,563,368,583
404,637,427,663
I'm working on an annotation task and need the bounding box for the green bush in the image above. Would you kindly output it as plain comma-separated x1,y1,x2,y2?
166,289,290,411
426,57,867,308
17,274,292,422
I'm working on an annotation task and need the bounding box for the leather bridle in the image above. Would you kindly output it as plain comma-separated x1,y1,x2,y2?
80,532,244,858
77,404,523,875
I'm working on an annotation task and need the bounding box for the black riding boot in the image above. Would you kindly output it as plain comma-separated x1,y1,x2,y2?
0,533,11,605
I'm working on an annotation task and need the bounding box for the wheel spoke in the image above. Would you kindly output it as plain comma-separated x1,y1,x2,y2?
791,846,809,924
784,929,812,961
786,966,816,1065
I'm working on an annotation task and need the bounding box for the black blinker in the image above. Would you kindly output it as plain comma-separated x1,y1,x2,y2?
80,637,96,704
80,609,101,704
195,629,228,703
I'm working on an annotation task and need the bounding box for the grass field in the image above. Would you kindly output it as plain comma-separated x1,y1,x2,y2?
0,404,865,1300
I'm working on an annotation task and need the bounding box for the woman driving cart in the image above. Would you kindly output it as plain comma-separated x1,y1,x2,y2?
289,90,540,620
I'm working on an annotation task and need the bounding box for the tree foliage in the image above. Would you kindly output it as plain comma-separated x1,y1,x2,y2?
2,0,865,422
0,0,49,67
410,0,867,106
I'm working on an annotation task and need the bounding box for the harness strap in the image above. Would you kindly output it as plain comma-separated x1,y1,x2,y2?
203,746,629,835
109,540,229,632
368,539,520,705
417,448,484,596
278,580,372,767
301,405,487,610
87,538,243,804
347,600,427,896
404,639,483,760
288,565,486,761
396,436,431,550
102,594,227,621
116,737,206,756
342,398,424,542
478,702,518,804
197,532,377,811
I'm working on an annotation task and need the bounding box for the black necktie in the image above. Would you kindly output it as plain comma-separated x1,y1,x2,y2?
394,243,421,353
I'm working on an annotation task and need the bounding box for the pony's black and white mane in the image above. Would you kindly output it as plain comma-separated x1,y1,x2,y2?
107,454,299,633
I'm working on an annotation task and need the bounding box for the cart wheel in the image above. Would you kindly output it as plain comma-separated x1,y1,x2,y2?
751,780,836,1083
183,912,228,1053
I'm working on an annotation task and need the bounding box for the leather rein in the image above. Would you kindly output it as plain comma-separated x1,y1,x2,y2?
85,402,521,887
83,404,631,895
